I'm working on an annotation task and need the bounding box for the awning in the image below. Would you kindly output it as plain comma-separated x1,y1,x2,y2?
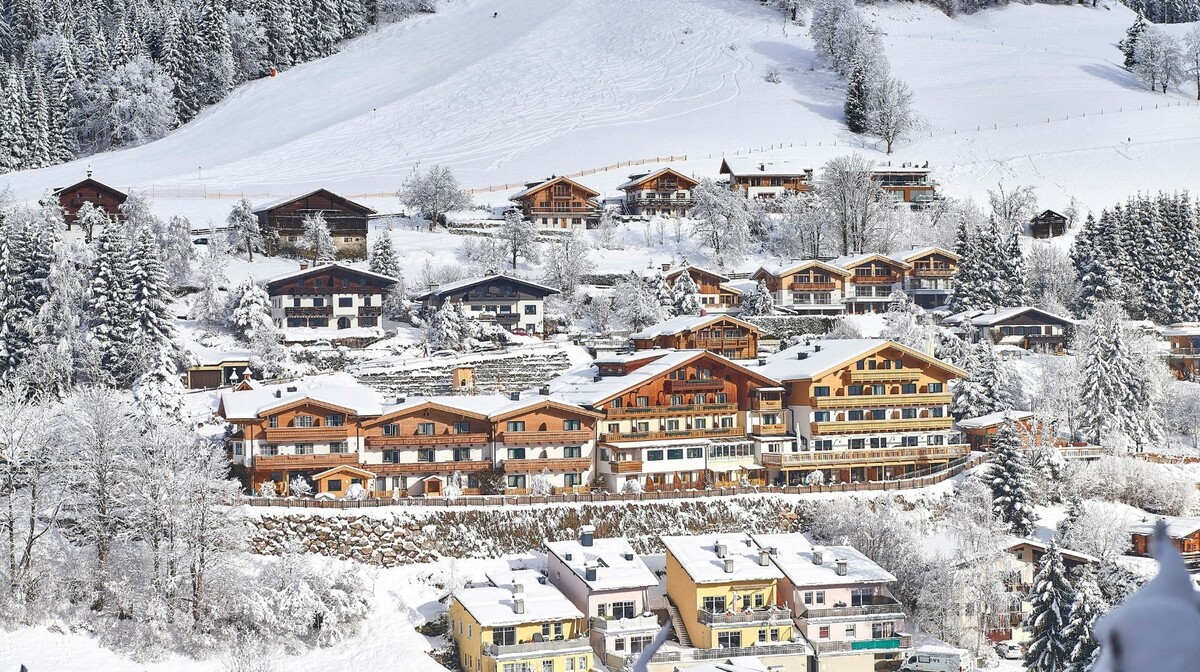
739,464,765,470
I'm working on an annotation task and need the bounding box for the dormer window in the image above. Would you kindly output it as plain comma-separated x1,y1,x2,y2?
268,416,279,428
296,415,314,428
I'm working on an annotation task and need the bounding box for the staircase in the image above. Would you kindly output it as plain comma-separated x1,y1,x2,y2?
665,600,692,648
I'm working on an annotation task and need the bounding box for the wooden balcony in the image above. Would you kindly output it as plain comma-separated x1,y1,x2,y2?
851,274,901,285
1167,348,1200,358
762,444,969,467
848,369,922,383
607,403,738,418
664,378,724,392
364,432,489,447
755,423,788,435
498,430,594,445
501,457,592,473
812,417,953,434
694,337,751,350
812,393,952,409
610,460,644,474
751,398,782,411
601,426,743,443
263,426,351,443
789,282,837,291
372,460,491,475
911,268,954,277
254,452,357,470
803,597,906,620
283,305,333,317
358,306,382,317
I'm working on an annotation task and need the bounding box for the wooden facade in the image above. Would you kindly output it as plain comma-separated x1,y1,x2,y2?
840,254,911,315
185,359,254,390
509,176,601,229
719,158,812,198
1130,518,1200,557
253,189,374,259
620,168,698,218
951,307,1074,353
1163,324,1200,380
751,261,850,316
415,274,559,336
265,263,397,330
53,177,128,236
491,400,602,494
872,168,936,205
900,247,959,309
1030,210,1068,239
665,265,742,313
630,315,762,359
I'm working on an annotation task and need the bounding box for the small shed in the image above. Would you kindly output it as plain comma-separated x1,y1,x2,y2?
1128,516,1200,557
1030,210,1068,239
312,465,377,498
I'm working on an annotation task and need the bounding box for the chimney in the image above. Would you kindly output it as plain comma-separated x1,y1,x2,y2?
661,263,671,272
273,390,282,398
299,261,309,271
395,396,406,404
593,374,603,382
539,385,551,396
512,593,526,614
242,369,253,381
286,386,298,393
797,352,808,360
715,541,728,559
564,552,573,561
814,344,822,352
86,167,93,178
836,559,848,577
512,580,524,594
758,549,770,567
724,558,735,574
758,163,765,171
509,391,521,401
699,309,707,317
584,562,598,582
580,525,595,547
624,552,634,561
757,357,767,366
768,546,778,556
812,546,825,565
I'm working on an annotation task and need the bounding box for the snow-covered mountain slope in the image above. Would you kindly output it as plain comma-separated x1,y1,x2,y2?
1,0,1198,213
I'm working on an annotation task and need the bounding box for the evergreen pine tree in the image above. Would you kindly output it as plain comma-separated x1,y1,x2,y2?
1063,576,1106,672
844,60,869,134
1119,13,1149,69
981,419,1039,536
264,0,296,69
88,224,136,386
128,227,177,348
1071,213,1120,315
647,270,673,315
230,276,274,343
1077,301,1152,447
1024,541,1075,672
368,231,402,278
740,279,775,316
952,342,1011,420
670,270,703,316
196,0,235,105
225,197,262,261
1000,227,1027,305
1057,492,1085,539
430,300,464,351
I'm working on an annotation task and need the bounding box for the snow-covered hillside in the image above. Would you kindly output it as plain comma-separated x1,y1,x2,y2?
2,0,1197,217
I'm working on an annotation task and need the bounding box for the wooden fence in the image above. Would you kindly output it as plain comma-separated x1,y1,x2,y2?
245,454,985,510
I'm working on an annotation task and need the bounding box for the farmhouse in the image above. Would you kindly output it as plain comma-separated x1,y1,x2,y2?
619,167,699,218
943,306,1074,352
1030,209,1068,238
253,189,374,258
509,176,601,229
663,264,743,313
719,157,813,198
630,313,762,359
414,273,560,337
264,262,397,331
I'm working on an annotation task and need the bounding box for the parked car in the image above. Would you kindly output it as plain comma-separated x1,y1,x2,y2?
512,328,528,336
899,647,968,672
995,642,1023,660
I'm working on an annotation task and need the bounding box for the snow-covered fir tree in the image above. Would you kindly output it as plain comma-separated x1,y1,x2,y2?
429,300,465,351
86,224,136,386
496,210,540,270
952,341,1011,420
368,231,402,278
740,280,775,316
844,59,869,134
597,206,620,249
156,214,195,288
230,276,274,343
225,198,262,261
189,240,229,335
1077,301,1165,449
75,201,112,245
669,270,703,316
646,270,674,315
614,273,665,332
1025,541,1076,672
301,212,336,263
1063,575,1107,672
981,419,1039,536
1119,13,1149,69
881,290,937,353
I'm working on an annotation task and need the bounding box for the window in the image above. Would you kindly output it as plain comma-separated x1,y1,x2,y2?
417,422,435,435
507,421,526,432
702,596,726,613
758,629,767,643
453,448,471,461
686,447,703,459
901,436,919,447
670,394,684,406
754,593,764,608
928,434,945,445
327,479,342,491
412,449,432,462
507,448,526,459
848,410,864,421
268,416,279,428
611,601,635,619
928,382,944,393
383,423,398,436
313,297,325,307
564,473,582,486
564,446,582,458
383,450,400,463
325,414,345,427
717,631,742,648
338,297,353,307
329,442,348,454
902,383,917,394
850,438,865,450
813,386,830,397
232,442,244,456
454,421,471,434
803,591,813,604
636,396,649,407
715,393,728,404
814,411,830,422
524,305,537,315
872,621,895,639
871,409,886,420
815,591,826,604
667,449,684,460
296,443,314,454
563,419,581,431
845,624,857,638
848,385,864,396
635,422,650,432
870,437,887,449
647,450,664,461
931,407,945,417
492,627,515,646
902,408,917,419
694,393,708,404
296,415,314,428
507,475,526,489
499,305,511,314
814,440,833,451
871,384,886,395
666,419,680,431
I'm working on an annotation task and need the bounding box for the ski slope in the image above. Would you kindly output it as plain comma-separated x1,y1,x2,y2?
1,0,1198,215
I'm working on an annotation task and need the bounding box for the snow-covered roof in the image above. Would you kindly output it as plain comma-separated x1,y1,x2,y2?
1163,323,1200,337
1128,516,1200,539
753,259,852,278
616,167,697,191
629,313,760,340
661,533,784,585
251,188,376,214
509,176,600,200
456,569,584,627
544,537,659,591
828,252,912,271
752,534,897,587
413,274,560,299
747,339,883,381
185,342,254,366
720,157,812,177
889,246,960,263
218,373,383,419
961,306,1075,327
924,531,1099,566
871,166,931,174
956,409,1035,430
262,262,399,287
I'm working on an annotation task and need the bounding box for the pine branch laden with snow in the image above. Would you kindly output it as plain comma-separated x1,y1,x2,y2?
189,237,231,336
980,419,1039,536
740,279,775,316
368,230,403,279
669,270,703,316
951,341,1012,421
301,212,336,263
225,197,263,261
1024,540,1075,672
231,275,275,343
1062,575,1107,672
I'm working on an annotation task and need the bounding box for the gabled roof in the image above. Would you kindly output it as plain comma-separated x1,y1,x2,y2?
369,398,498,424
751,533,897,587
753,260,853,278
52,176,128,199
455,569,584,627
1163,322,1200,337
617,167,699,191
957,409,1036,430
1128,516,1200,539
263,262,400,289
413,274,560,300
964,306,1075,327
312,464,377,480
661,533,784,585
830,252,913,271
252,188,376,215
665,264,730,284
217,374,382,420
544,537,659,591
488,396,605,422
749,338,967,382
891,246,960,263
629,313,762,340
719,157,812,178
1032,209,1066,220
509,176,601,201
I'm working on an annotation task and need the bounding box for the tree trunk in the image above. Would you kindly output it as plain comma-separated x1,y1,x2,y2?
247,239,254,262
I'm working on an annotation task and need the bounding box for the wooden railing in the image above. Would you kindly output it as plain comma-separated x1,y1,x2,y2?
600,426,743,443
751,399,783,411
501,457,592,473
789,282,838,291
813,417,953,434
358,306,382,317
607,403,738,418
610,460,644,474
851,274,901,284
284,305,333,317
812,392,952,409
762,444,969,466
498,430,594,445
910,268,954,277
755,423,788,435
664,379,724,392
364,432,489,447
263,426,351,443
372,460,491,474
848,369,923,383
694,337,751,350
254,452,357,470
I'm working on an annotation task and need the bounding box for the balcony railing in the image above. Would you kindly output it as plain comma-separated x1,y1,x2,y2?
664,378,725,392
253,452,357,470
803,598,906,620
607,403,738,418
364,432,490,447
790,282,838,291
698,606,792,625
372,460,491,474
813,417,953,434
501,457,592,473
694,337,751,350
762,444,969,467
498,430,594,445
751,398,783,411
283,305,333,317
851,274,901,284
631,641,811,665
1167,348,1200,358
911,268,955,277
600,426,743,443
358,306,382,317
848,369,923,383
609,460,643,474
754,423,788,436
812,392,952,409
810,635,912,654
483,637,592,658
263,426,350,443
589,614,661,633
